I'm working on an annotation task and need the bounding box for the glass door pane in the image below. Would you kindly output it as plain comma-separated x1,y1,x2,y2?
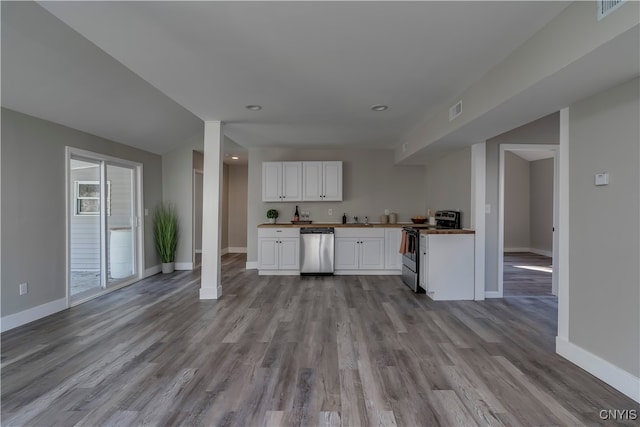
70,157,103,299
106,163,136,285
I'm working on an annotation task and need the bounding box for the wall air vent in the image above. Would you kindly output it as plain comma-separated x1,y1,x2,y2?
597,0,626,20
449,101,462,121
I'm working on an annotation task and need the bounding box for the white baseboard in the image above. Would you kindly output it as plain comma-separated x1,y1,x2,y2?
228,247,247,253
221,248,229,256
246,261,258,270
1,298,68,333
530,248,553,257
175,262,193,271
199,287,220,299
504,247,553,257
144,264,161,277
556,336,640,403
195,249,202,254
485,291,503,298
334,270,401,276
258,270,300,276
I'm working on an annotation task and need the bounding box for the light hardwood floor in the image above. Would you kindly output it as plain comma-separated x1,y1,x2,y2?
2,254,638,426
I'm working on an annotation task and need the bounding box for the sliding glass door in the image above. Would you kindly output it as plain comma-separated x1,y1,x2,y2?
68,149,141,303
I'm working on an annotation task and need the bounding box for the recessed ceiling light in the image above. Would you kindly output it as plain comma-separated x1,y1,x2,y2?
246,105,262,111
231,156,239,160
371,104,388,111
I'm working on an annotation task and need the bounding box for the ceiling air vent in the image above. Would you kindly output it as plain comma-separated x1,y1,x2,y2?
449,101,462,121
598,0,626,20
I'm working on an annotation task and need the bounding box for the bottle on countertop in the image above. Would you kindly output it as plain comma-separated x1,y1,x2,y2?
294,205,300,222
342,213,347,224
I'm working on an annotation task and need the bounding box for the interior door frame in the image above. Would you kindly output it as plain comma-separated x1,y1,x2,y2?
498,143,559,297
65,147,145,306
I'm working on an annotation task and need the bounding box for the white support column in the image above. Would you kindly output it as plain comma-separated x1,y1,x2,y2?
557,107,570,340
471,142,486,301
200,121,223,299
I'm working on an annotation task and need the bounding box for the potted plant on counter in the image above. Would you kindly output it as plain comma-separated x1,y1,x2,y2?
266,209,279,224
154,203,178,273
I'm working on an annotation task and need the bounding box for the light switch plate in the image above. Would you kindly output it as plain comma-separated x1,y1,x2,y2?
595,173,609,186
485,204,491,214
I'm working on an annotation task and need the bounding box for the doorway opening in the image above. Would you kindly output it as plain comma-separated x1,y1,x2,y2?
499,144,558,298
67,148,143,305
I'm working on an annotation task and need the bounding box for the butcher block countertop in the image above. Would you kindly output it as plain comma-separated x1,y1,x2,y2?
258,223,475,234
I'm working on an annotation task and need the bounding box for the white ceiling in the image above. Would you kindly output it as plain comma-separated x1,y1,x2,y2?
3,1,572,156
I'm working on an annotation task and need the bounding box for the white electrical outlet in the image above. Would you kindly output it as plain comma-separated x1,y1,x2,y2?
485,204,491,214
384,209,389,215
328,208,333,216
19,282,28,295
144,208,149,216
595,173,609,186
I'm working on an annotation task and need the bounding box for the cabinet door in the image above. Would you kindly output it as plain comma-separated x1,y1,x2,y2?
335,238,359,270
384,228,402,270
278,238,300,270
258,238,279,270
282,162,302,201
359,238,385,270
262,162,282,202
302,161,323,201
322,161,343,201
420,235,428,291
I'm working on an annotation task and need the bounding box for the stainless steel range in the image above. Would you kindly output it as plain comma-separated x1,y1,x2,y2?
401,210,461,292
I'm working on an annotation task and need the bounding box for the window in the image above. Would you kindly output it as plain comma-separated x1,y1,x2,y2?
75,181,111,215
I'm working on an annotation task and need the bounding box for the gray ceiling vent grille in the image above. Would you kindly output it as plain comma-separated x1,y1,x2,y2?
449,101,462,121
597,0,626,20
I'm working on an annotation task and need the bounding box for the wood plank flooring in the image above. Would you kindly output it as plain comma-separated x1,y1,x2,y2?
503,252,553,297
2,254,638,426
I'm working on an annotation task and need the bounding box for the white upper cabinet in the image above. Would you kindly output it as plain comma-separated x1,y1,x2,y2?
322,161,342,201
264,161,341,202
302,161,342,201
262,162,302,202
302,161,323,201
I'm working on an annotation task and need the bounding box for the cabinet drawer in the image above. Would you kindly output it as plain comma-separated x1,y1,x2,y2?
258,228,300,238
335,228,384,238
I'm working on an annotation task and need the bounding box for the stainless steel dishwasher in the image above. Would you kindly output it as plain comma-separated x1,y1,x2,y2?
300,227,335,275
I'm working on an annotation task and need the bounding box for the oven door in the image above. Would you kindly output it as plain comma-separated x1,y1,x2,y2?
401,229,423,293
402,263,419,292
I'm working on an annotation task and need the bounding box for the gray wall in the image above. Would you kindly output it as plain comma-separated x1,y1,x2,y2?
228,164,248,249
424,147,472,228
568,78,639,377
221,164,229,251
161,134,204,266
485,112,559,291
1,108,162,317
247,148,425,262
530,158,553,253
193,151,204,252
504,151,530,249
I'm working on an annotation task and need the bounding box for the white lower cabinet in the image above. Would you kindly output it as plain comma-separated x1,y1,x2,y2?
258,228,300,274
335,229,385,273
384,228,402,271
422,233,474,300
